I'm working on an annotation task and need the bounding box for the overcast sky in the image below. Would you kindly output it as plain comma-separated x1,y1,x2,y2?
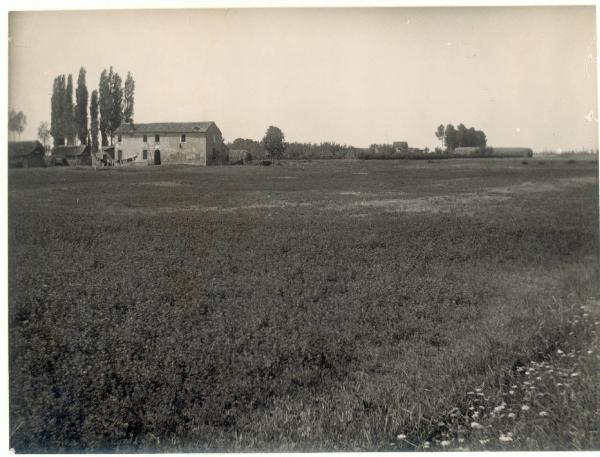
8,6,598,151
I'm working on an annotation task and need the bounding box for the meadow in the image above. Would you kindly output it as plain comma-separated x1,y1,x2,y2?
8,157,600,452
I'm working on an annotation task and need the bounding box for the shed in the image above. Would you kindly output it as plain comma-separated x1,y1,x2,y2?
228,149,251,164
453,147,483,156
8,141,46,168
51,145,93,166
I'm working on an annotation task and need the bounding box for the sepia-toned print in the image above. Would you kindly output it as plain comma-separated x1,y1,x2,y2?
7,6,599,452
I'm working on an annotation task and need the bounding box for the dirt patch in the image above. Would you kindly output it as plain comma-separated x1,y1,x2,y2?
138,181,186,187
353,194,509,214
489,177,597,195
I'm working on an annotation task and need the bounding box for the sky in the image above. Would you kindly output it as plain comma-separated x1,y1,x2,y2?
8,6,599,151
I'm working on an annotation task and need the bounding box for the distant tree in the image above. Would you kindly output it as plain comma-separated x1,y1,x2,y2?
75,67,89,145
456,123,467,148
262,126,286,160
110,71,123,144
475,129,487,148
8,109,27,141
435,124,445,148
51,75,66,146
444,124,457,151
37,121,51,148
123,72,135,124
63,74,76,145
439,122,487,150
98,69,111,146
90,89,100,152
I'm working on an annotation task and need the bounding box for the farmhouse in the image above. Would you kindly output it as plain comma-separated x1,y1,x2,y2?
113,121,229,166
8,141,46,168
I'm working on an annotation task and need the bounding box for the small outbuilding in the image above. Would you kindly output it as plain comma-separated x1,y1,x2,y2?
8,141,46,168
51,145,93,166
228,149,251,164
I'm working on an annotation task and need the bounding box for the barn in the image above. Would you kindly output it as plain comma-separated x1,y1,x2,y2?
452,146,484,156
8,141,46,168
113,121,229,166
51,145,93,166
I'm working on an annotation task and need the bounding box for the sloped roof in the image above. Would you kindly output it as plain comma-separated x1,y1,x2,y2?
115,122,215,134
52,145,89,157
8,141,44,159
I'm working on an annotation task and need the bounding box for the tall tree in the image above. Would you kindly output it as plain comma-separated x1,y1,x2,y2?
456,123,467,148
123,72,135,124
475,129,487,148
75,67,89,145
109,71,123,144
64,74,76,145
435,124,445,148
90,89,100,153
37,121,51,148
444,124,457,151
51,75,66,146
8,109,27,141
262,126,286,160
99,69,112,146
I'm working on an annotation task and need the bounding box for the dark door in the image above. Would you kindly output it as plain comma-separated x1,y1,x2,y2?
154,149,161,165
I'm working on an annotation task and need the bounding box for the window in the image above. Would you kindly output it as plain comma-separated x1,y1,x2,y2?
181,134,186,143
155,134,160,143
117,135,122,143
143,150,148,160
117,150,123,160
143,135,147,143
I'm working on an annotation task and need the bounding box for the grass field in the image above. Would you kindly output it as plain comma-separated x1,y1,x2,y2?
8,158,600,452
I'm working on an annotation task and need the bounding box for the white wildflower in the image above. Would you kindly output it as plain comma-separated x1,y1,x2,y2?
479,439,490,445
493,404,506,413
440,440,451,447
521,405,530,411
508,412,516,419
571,372,580,377
539,411,549,417
471,422,484,430
397,434,406,440
557,349,564,355
509,390,515,395
499,434,513,442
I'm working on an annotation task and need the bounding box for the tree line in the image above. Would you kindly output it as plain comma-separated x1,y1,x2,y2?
50,67,135,151
229,127,362,160
435,123,487,151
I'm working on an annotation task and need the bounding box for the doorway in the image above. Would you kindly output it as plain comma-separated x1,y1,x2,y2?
154,149,161,165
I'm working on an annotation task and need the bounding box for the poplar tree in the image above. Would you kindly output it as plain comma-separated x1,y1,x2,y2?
75,67,89,145
123,72,135,124
50,75,66,146
90,89,99,152
110,72,123,142
98,69,111,146
64,74,76,145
